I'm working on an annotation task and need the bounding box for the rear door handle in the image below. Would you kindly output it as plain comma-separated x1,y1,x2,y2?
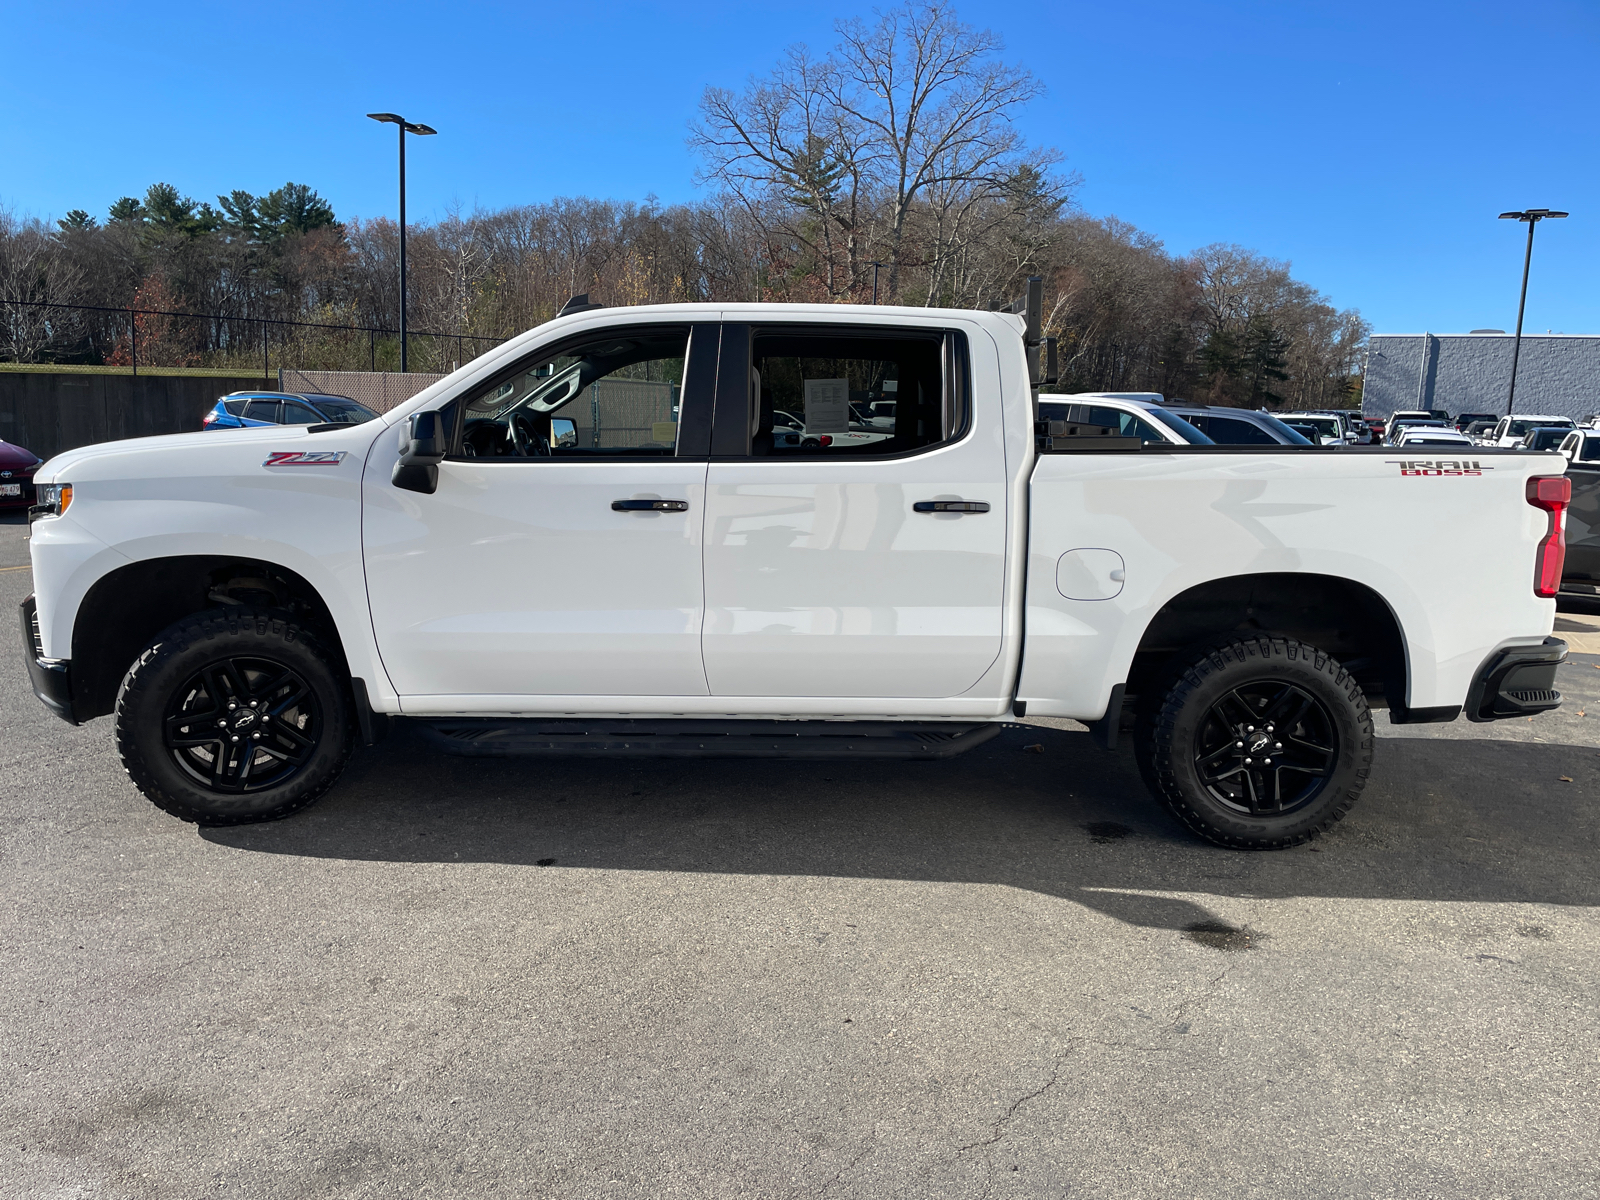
612,499,689,512
913,500,990,513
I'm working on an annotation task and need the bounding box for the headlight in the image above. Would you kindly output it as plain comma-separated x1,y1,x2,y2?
30,483,72,523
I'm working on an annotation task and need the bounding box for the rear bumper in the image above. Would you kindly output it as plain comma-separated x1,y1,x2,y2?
18,594,77,725
1465,637,1567,722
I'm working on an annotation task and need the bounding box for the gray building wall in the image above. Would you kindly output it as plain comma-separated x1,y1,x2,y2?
1363,333,1600,421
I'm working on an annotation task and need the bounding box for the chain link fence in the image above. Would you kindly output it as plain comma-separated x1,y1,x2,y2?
0,299,512,378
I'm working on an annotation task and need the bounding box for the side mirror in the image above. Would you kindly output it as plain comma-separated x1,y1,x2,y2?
393,410,446,494
550,417,578,449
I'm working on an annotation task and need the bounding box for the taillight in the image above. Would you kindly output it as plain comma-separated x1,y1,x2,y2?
1526,475,1571,598
202,412,217,426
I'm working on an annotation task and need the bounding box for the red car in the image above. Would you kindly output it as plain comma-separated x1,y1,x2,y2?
0,439,42,510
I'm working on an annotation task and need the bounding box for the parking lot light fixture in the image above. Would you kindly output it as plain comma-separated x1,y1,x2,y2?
1498,208,1569,416
368,113,438,372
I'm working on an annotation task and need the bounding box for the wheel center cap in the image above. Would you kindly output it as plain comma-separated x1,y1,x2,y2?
231,709,258,731
1247,732,1271,754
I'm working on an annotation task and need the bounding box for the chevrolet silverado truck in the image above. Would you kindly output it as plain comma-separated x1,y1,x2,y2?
20,283,1573,848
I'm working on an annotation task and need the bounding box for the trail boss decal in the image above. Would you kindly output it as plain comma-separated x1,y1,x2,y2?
263,451,347,467
1387,459,1492,477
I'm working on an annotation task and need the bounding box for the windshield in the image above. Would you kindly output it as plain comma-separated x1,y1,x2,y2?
1508,418,1573,437
308,398,379,424
1255,413,1313,445
1581,439,1600,462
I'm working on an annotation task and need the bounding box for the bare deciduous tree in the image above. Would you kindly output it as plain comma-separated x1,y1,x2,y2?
0,210,85,362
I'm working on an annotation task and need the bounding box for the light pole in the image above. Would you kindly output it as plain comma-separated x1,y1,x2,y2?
1497,208,1568,416
368,112,437,372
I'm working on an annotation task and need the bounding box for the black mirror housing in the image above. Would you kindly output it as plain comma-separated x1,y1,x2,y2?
393,410,446,493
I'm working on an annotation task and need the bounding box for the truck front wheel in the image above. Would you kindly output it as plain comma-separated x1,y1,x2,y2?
114,609,353,825
1139,637,1374,849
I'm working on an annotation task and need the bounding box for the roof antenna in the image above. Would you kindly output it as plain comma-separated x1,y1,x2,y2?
557,293,605,317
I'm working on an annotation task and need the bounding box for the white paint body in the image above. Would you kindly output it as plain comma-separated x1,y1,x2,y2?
29,303,1563,727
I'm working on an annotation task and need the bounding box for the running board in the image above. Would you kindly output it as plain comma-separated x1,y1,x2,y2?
414,718,1002,759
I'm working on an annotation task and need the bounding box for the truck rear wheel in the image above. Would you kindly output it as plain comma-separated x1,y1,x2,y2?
114,608,352,825
1138,637,1373,849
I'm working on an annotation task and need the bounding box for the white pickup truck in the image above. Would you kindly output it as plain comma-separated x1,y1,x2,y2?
20,283,1573,849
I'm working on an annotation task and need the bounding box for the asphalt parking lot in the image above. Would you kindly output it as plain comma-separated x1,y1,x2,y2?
2,513,1597,1200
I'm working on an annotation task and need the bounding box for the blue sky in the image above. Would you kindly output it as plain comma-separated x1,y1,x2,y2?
3,0,1596,334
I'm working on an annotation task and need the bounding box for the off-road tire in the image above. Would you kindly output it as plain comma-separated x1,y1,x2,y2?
1138,636,1373,849
115,608,352,825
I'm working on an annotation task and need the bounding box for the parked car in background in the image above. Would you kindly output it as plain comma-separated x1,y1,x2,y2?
1558,429,1600,463
1464,420,1498,443
1157,403,1312,445
1362,416,1387,442
1386,418,1450,445
203,392,379,431
0,439,43,511
1454,411,1498,432
1393,426,1475,449
1282,413,1349,445
1040,396,1212,445
1563,435,1600,600
1520,426,1574,452
1336,413,1376,444
1487,414,1575,448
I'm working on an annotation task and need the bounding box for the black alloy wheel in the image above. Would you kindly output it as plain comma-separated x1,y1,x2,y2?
163,655,322,793
1191,681,1337,817
1137,636,1374,849
116,608,352,825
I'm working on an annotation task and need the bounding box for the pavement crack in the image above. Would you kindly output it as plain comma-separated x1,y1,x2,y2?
955,1046,1070,1193
816,1126,878,1197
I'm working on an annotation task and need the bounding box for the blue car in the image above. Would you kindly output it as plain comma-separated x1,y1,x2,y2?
202,391,380,431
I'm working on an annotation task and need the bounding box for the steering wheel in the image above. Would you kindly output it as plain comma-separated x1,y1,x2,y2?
509,413,550,457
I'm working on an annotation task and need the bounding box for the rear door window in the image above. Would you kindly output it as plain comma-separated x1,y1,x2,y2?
739,327,962,457
243,399,280,422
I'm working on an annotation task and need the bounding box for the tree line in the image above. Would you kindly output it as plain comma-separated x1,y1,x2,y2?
0,2,1366,407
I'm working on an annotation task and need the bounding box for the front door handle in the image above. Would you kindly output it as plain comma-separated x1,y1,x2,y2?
913,500,990,514
612,499,689,512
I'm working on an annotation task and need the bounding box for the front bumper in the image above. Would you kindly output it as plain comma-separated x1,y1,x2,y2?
0,477,37,508
19,594,77,724
1465,637,1567,722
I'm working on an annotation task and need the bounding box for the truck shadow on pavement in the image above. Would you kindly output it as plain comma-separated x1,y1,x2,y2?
202,720,1600,933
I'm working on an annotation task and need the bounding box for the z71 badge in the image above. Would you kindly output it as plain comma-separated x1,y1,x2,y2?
263,451,348,467
1387,459,1492,476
